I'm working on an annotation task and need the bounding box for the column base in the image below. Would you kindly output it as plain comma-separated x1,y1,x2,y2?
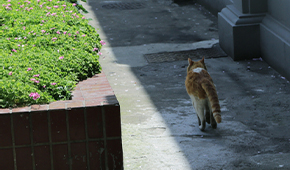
218,5,265,60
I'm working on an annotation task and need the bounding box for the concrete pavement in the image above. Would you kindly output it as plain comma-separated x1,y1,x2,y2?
80,0,290,169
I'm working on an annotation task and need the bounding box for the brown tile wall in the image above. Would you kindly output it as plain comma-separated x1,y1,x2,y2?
0,72,123,170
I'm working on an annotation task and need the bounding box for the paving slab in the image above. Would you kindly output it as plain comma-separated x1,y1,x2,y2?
80,0,290,169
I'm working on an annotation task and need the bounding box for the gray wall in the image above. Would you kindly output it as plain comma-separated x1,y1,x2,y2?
260,0,290,79
267,0,290,28
195,0,232,15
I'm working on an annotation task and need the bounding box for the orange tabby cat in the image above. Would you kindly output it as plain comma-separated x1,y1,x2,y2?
185,57,221,131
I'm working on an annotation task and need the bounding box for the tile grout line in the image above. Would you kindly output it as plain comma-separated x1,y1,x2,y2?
66,109,72,170
29,113,36,170
84,108,90,170
102,107,109,170
10,114,17,170
47,110,54,170
0,137,121,149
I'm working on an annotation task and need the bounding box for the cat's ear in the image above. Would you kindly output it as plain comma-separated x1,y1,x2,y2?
201,57,205,63
188,58,194,65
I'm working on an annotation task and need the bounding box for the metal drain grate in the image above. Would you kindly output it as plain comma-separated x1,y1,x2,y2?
144,44,227,63
102,2,146,10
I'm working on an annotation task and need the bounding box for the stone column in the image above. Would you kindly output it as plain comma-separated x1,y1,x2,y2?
218,0,267,60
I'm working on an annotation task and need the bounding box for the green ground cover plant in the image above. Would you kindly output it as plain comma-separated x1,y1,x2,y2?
0,0,104,108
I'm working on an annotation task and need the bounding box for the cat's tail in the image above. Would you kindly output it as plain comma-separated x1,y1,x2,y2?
201,81,221,123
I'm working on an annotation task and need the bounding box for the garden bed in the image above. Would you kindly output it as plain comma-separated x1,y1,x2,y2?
0,71,124,169
1,0,123,169
1,0,102,107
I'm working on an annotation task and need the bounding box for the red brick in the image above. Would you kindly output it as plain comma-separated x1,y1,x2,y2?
107,139,123,170
104,106,121,138
88,141,105,170
0,108,11,114
50,110,67,142
49,102,66,110
66,101,84,109
52,144,69,170
0,148,14,169
71,143,87,170
31,104,49,111
12,106,30,113
34,145,51,170
68,108,85,141
15,147,33,169
86,107,103,139
32,112,49,144
13,113,31,145
0,114,12,147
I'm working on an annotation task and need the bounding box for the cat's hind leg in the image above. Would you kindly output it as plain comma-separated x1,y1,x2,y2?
205,100,211,124
195,99,206,131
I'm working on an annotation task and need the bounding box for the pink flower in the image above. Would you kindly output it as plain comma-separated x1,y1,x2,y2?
51,13,57,16
100,40,106,46
59,56,64,59
20,5,24,8
62,4,66,7
82,17,85,19
93,48,98,51
72,3,76,6
51,83,56,85
68,33,71,36
27,68,32,71
34,80,39,84
98,52,102,55
30,78,36,81
56,31,60,34
53,6,59,8
82,34,86,37
43,85,46,88
12,49,17,52
9,71,12,75
8,0,11,2
39,5,43,8
46,6,51,9
63,31,67,34
33,74,39,77
37,0,40,3
29,92,40,100
24,37,27,39
52,37,57,41
23,26,26,30
41,30,46,33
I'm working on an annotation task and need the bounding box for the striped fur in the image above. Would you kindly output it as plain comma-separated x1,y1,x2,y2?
185,57,221,130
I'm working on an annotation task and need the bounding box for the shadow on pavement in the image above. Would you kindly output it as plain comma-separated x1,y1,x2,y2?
81,0,290,169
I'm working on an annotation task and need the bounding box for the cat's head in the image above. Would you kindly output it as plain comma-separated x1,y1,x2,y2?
187,57,207,73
